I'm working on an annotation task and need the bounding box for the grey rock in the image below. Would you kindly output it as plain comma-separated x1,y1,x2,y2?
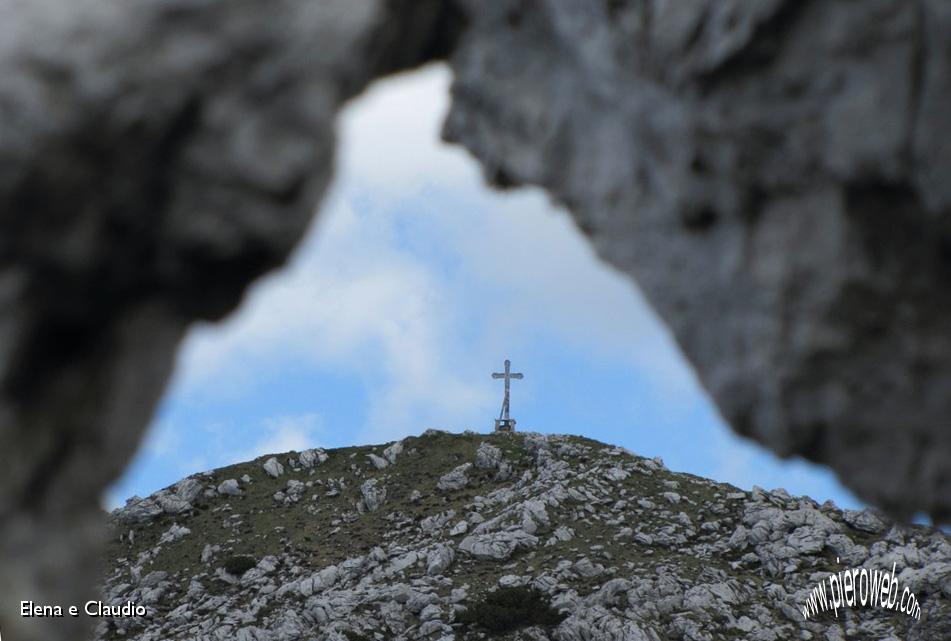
494,461,516,482
0,3,460,638
300,449,329,468
843,509,888,534
157,492,192,515
474,442,503,469
96,432,951,641
366,453,389,470
115,496,164,525
458,530,539,561
217,479,241,497
604,467,629,482
285,479,305,498
360,479,387,513
437,463,472,491
174,478,204,504
158,524,191,545
426,544,455,576
383,441,404,465
263,458,285,478
573,557,604,578
200,544,218,564
299,565,340,596
555,607,651,641
445,0,951,522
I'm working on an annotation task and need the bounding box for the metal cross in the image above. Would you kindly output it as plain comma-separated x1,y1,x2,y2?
492,359,523,421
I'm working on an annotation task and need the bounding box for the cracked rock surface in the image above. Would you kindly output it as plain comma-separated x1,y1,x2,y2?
0,1,459,639
99,431,951,640
443,0,951,522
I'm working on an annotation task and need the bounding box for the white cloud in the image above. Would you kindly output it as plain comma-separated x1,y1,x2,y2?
110,63,864,515
336,64,476,195
163,62,698,446
242,413,323,460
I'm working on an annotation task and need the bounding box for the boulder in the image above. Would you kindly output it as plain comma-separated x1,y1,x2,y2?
426,544,454,576
174,478,204,504
366,454,389,470
437,463,472,491
383,441,404,465
360,479,387,513
217,479,241,497
458,530,539,561
263,458,285,478
114,496,163,525
300,449,329,468
474,442,503,470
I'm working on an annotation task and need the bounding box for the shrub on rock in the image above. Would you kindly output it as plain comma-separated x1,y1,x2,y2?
457,586,566,633
222,554,257,577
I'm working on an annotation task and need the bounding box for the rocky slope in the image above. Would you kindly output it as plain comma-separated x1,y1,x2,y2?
102,431,950,640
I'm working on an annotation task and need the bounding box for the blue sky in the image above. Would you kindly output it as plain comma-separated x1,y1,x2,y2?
108,64,863,513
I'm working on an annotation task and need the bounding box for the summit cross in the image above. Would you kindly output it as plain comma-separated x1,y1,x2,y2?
492,359,523,432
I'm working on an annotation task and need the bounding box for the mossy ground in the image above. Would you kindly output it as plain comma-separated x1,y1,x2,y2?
104,430,933,640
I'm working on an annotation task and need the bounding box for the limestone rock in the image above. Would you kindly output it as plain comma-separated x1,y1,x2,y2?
99,432,951,641
366,453,389,470
843,509,887,534
458,530,539,561
474,442,503,469
263,458,284,479
300,449,329,468
360,479,387,513
174,478,204,504
383,441,404,465
437,463,472,491
158,524,191,545
115,496,164,525
217,479,241,497
426,544,455,576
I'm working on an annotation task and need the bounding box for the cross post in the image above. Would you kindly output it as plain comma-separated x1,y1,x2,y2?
492,359,523,432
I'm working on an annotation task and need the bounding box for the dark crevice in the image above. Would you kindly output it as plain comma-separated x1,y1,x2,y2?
364,0,468,82
696,0,814,93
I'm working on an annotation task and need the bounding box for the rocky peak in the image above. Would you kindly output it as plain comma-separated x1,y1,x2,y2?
102,431,950,640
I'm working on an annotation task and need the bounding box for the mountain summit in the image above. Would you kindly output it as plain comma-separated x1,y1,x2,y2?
103,431,950,640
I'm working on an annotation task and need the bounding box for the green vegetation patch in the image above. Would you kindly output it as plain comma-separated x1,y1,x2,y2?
222,554,257,576
457,586,567,634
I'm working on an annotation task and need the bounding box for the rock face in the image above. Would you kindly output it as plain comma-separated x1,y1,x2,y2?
98,432,951,641
443,0,951,521
0,2,460,640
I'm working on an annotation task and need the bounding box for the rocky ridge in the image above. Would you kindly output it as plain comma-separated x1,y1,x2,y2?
102,431,950,640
